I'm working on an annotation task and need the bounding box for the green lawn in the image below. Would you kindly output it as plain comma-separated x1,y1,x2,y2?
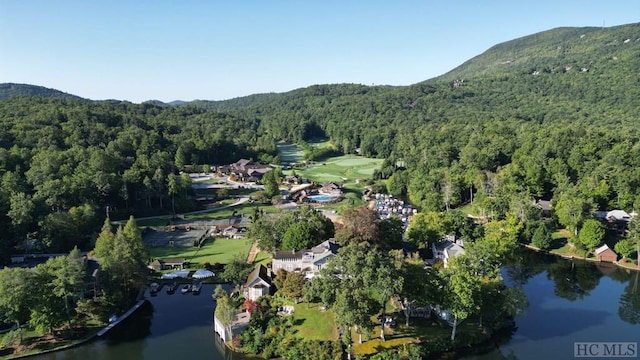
284,155,384,183
148,238,253,266
291,303,338,341
252,251,272,266
353,315,485,356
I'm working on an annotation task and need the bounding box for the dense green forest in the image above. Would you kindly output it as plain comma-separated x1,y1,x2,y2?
0,83,85,101
1,22,639,263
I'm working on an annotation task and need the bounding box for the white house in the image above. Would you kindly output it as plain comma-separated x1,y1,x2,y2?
272,239,339,278
214,311,250,343
432,235,465,268
244,264,271,301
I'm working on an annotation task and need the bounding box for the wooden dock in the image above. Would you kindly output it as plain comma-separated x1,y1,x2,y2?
97,299,147,337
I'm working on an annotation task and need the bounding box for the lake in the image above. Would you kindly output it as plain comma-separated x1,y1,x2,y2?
35,284,249,360
34,252,640,360
463,250,640,360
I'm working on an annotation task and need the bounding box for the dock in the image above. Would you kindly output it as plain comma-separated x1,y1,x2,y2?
97,299,147,337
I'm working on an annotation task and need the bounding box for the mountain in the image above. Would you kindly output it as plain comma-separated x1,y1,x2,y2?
432,22,640,82
0,83,85,101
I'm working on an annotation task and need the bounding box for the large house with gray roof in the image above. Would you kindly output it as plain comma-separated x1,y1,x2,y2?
432,235,465,268
272,239,339,278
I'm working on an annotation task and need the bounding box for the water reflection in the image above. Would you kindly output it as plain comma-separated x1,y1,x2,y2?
36,284,250,360
466,251,640,360
618,272,640,324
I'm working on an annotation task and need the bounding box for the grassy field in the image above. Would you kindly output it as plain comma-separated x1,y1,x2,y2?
286,155,383,183
352,315,485,356
148,237,253,265
291,303,338,341
252,250,272,266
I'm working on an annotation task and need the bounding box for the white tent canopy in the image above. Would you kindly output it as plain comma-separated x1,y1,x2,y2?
161,269,190,279
192,269,215,279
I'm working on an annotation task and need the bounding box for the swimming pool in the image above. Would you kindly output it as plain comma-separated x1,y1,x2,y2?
308,194,340,202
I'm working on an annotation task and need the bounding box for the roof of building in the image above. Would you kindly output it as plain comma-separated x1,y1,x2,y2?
434,240,465,258
161,257,185,264
235,159,252,168
244,264,271,288
273,249,306,260
536,199,552,211
273,239,339,261
595,244,615,254
596,210,633,222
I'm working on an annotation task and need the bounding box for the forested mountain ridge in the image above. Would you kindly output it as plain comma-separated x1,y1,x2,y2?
431,22,640,81
0,83,85,101
1,23,640,261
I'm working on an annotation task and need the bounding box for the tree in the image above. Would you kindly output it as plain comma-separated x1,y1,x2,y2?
93,216,148,307
405,212,448,250
531,223,552,250
221,254,253,288
262,169,281,198
280,271,306,302
377,217,404,251
0,267,32,341
30,260,67,335
577,219,605,253
615,238,636,260
335,206,379,246
248,215,279,251
386,170,409,197
443,255,481,340
215,293,237,341
370,250,403,341
305,243,381,344
8,191,34,242
397,252,444,326
282,221,314,251
167,174,178,216
52,247,86,327
628,217,640,268
553,187,592,236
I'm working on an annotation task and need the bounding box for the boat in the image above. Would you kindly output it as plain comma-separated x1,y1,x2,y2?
149,282,160,296
181,284,191,294
166,281,177,294
191,281,202,294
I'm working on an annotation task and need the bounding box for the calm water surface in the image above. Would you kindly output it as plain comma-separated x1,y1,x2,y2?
36,284,249,360
35,252,640,360
464,251,640,360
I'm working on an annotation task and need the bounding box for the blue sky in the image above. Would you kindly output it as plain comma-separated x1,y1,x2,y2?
1,1,638,102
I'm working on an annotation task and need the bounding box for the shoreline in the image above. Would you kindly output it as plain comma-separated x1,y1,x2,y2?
520,243,640,272
4,298,148,359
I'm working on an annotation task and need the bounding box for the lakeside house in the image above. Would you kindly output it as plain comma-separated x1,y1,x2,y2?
595,244,618,263
431,235,465,268
272,239,339,279
214,311,250,343
243,264,272,301
596,209,636,234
